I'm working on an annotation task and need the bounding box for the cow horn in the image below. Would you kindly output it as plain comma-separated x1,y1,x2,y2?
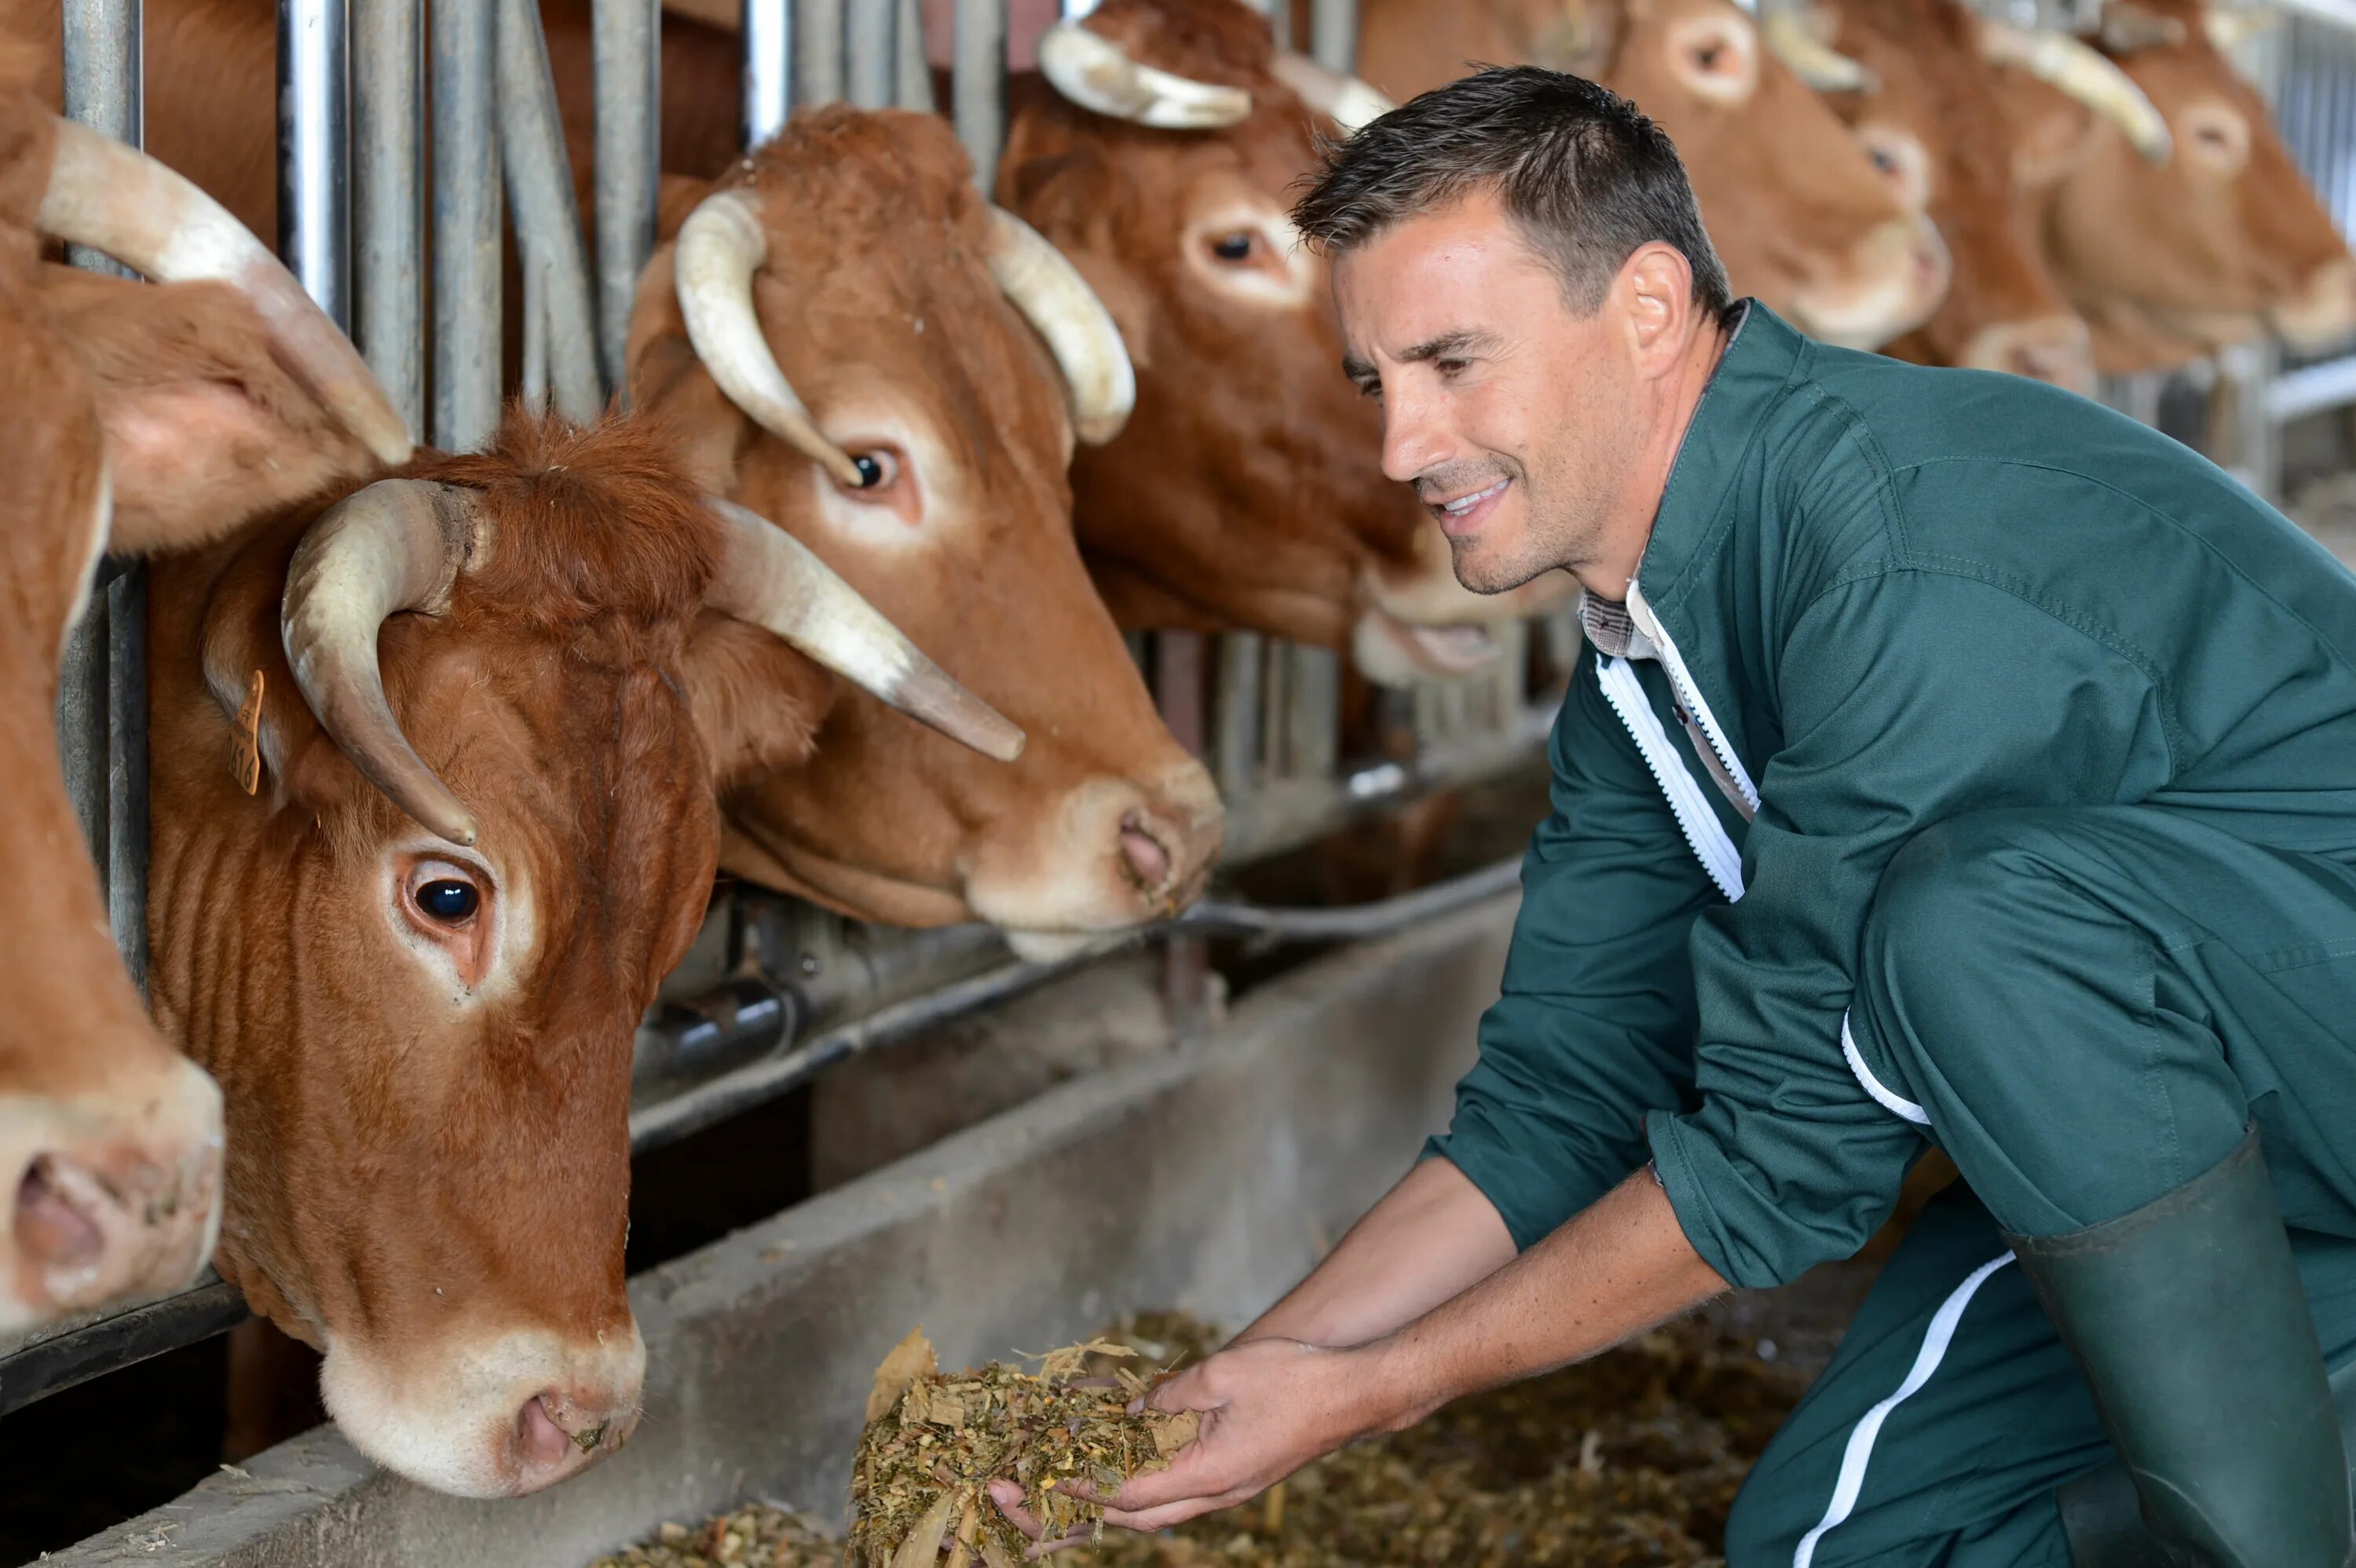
2098,1,2189,50
37,119,412,469
1266,49,1396,133
1979,20,2175,163
1759,11,1879,91
2204,5,2276,49
1037,19,1253,129
672,188,865,489
702,499,1025,762
279,480,482,846
986,207,1136,445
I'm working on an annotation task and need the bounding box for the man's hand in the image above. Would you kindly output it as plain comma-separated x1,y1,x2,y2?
989,1338,1393,1552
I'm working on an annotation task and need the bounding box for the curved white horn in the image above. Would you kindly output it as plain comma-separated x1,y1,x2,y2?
1267,49,1396,133
39,119,412,468
280,481,481,846
2098,2,2188,50
2204,5,2277,50
702,499,1025,762
986,208,1136,446
673,188,866,488
1760,12,1879,90
1980,20,2175,163
1037,19,1253,129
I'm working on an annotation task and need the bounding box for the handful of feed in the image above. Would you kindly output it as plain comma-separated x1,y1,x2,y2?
844,1326,1203,1566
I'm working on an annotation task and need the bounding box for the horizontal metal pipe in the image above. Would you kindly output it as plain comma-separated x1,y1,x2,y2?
0,1277,247,1419
1177,856,1524,943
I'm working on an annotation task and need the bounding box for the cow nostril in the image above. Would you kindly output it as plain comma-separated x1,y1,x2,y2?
1118,816,1174,897
517,1395,578,1468
14,1154,109,1270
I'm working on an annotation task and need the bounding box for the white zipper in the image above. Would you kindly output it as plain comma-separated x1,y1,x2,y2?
1597,655,1746,902
1626,581,1760,818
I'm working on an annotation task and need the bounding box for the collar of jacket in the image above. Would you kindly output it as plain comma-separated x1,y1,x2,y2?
1626,301,1809,617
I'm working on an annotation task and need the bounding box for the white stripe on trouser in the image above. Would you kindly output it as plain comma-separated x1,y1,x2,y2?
1842,1008,1931,1125
1791,1251,2019,1567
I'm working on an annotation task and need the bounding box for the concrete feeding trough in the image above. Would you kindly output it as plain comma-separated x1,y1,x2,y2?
45,897,1520,1567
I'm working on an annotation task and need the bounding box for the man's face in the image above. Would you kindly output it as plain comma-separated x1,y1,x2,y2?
1336,191,1643,594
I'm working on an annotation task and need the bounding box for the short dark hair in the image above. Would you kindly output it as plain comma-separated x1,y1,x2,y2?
1291,66,1732,318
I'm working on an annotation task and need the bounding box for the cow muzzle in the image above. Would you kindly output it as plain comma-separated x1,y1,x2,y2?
0,1056,223,1338
2270,257,2356,353
318,1318,647,1497
1352,535,1577,689
1957,314,2098,394
971,762,1225,962
1791,216,1952,351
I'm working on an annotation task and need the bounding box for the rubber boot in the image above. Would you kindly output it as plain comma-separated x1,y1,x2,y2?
2007,1126,2354,1568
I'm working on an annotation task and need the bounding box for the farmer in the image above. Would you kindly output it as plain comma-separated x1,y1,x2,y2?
992,64,2356,1568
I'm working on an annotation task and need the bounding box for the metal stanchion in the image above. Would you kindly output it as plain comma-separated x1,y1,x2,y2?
953,0,1007,188
280,0,352,326
432,0,501,451
847,0,898,108
353,0,423,431
745,0,793,146
895,0,935,111
1309,0,1354,71
796,0,844,105
594,0,660,393
497,0,602,420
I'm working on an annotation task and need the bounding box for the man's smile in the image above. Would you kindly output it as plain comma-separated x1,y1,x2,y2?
1426,476,1511,535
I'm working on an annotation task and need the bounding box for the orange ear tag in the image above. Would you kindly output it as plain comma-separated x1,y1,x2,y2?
231,669,265,795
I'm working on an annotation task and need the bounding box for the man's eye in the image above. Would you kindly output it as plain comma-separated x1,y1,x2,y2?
1436,358,1469,376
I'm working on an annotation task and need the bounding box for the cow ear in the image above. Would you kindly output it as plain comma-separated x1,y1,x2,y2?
191,526,346,812
39,266,387,557
679,612,836,791
997,146,1154,368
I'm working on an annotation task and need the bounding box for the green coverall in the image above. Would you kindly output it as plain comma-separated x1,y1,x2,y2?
1426,302,2356,1564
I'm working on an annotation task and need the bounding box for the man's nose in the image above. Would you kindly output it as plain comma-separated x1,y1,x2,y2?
1381,390,1450,484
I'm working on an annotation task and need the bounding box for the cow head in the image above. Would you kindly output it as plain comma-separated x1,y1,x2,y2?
999,0,1568,685
148,413,1015,1495
1787,0,2094,389
1355,0,1951,349
2027,0,2356,368
627,108,1223,961
0,90,406,1336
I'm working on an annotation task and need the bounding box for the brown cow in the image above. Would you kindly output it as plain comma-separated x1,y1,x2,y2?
0,79,405,1335
1352,0,1952,351
145,405,1018,1496
997,0,1571,678
1784,0,2096,389
629,108,1224,960
2015,0,2356,373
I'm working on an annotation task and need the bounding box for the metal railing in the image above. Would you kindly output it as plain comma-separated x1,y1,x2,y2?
18,0,1562,1420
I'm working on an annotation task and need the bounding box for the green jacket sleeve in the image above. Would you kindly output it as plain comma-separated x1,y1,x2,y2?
1649,566,2176,1288
1429,643,1721,1251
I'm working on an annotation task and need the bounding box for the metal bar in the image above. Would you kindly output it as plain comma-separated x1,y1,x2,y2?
796,0,844,106
895,0,935,109
847,0,898,108
744,0,792,148
279,0,352,327
497,0,603,420
1152,634,1211,1027
1213,632,1264,799
0,1279,248,1419
60,0,141,985
1280,645,1339,778
594,0,660,393
953,0,1005,188
520,255,551,413
353,0,423,431
1176,854,1524,943
433,0,501,451
1308,0,1355,71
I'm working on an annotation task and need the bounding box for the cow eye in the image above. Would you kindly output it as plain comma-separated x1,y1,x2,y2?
1868,145,1897,174
1209,231,1256,262
416,880,478,923
1691,39,1725,69
842,447,903,494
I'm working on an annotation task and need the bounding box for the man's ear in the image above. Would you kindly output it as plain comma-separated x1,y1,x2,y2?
1617,242,1699,369
40,265,386,557
679,612,839,793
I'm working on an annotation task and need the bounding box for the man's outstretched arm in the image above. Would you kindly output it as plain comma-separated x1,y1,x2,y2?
996,1167,1725,1542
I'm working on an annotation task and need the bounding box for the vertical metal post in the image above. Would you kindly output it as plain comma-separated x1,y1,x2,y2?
953,0,1006,189
1308,0,1355,71
796,0,844,106
744,0,793,148
1061,0,1099,17
353,0,423,432
847,0,898,108
433,0,501,451
894,0,935,111
1151,634,1212,1030
60,0,146,991
280,0,353,327
1213,633,1264,799
595,0,660,393
497,0,603,420
1281,646,1339,777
